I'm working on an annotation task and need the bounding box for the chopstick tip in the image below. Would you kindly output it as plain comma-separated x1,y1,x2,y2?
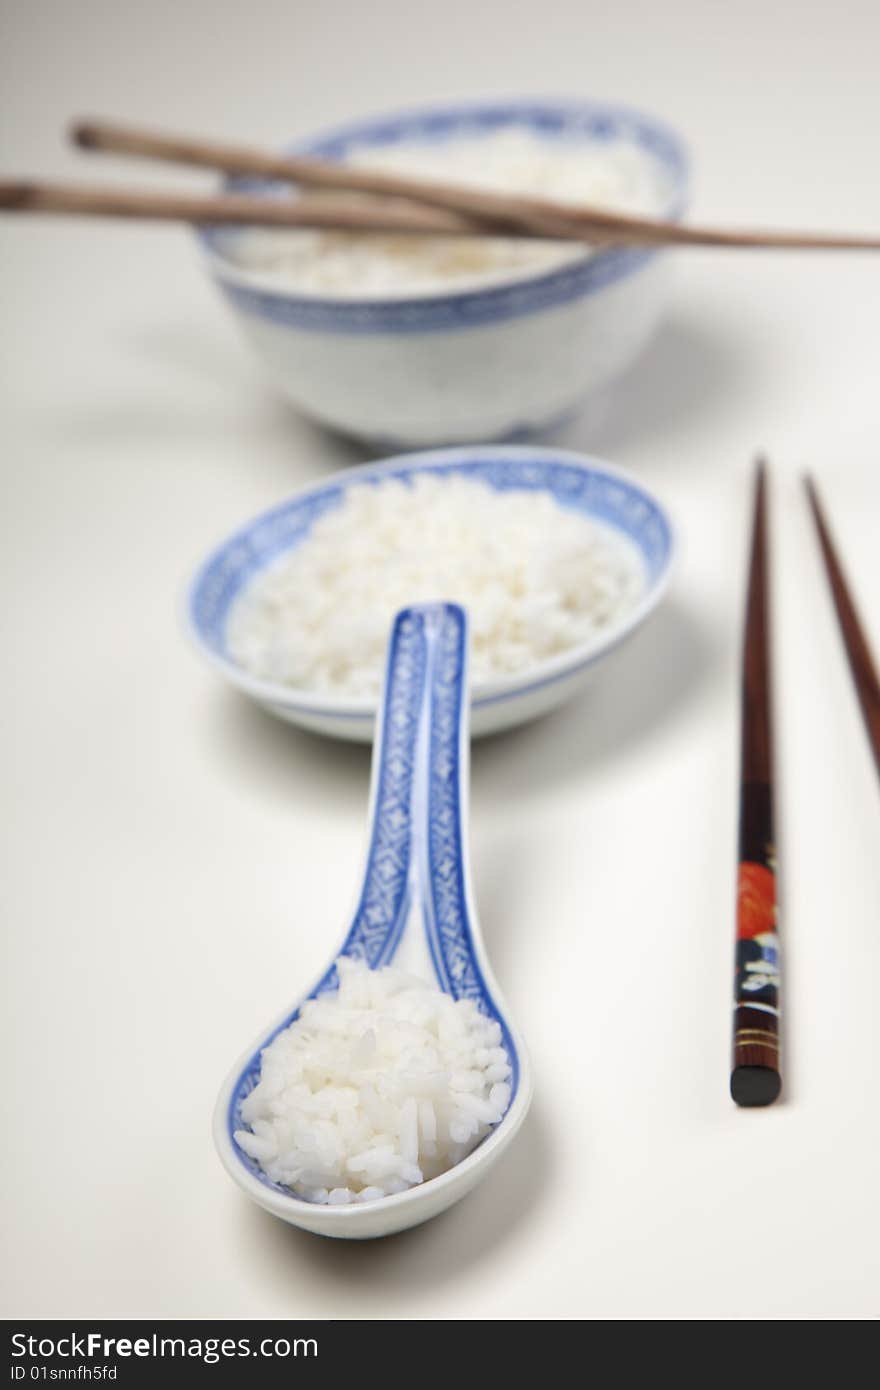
751,457,769,509
802,473,821,514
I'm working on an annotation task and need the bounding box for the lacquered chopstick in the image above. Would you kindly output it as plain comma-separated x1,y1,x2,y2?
732,462,782,1107
67,117,880,252
804,475,880,782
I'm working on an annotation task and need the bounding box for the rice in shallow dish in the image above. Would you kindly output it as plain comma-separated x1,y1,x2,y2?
228,472,646,698
235,958,513,1205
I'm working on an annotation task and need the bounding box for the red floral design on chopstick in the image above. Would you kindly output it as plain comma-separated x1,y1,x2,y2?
736,861,775,940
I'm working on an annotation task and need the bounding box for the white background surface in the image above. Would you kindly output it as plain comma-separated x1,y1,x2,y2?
2,0,879,1321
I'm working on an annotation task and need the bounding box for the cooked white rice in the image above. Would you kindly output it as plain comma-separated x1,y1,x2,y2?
228,473,646,697
235,957,512,1204
221,126,672,296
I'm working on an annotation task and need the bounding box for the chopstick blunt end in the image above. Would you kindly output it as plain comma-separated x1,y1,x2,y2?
730,1064,782,1108
0,181,36,210
70,119,100,151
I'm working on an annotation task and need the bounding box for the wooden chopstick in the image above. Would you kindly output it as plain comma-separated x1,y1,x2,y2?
71,119,575,241
732,461,782,1108
804,475,880,782
0,179,499,235
67,116,880,252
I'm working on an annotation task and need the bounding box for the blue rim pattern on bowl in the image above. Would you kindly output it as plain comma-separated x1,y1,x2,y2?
226,602,519,1198
200,99,689,335
187,447,674,724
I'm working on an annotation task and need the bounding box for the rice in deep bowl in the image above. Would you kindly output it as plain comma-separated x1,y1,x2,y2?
228,473,647,698
220,125,674,297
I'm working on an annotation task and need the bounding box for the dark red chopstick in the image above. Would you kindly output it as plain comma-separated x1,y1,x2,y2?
804,475,880,783
731,462,782,1107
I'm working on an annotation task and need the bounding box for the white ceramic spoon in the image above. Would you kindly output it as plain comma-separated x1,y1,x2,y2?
213,602,533,1238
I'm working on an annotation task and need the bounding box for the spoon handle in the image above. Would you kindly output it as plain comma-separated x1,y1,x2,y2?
334,607,433,978
311,603,468,993
416,607,513,1035
419,606,484,1000
312,601,500,1018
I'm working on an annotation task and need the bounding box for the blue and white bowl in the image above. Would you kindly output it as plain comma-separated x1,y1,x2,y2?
187,445,674,741
199,99,688,446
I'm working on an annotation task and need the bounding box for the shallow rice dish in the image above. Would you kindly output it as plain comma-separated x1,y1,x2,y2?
228,472,646,698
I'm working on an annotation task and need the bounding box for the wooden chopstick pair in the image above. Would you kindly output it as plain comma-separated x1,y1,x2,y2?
1,117,880,251
732,466,880,1107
